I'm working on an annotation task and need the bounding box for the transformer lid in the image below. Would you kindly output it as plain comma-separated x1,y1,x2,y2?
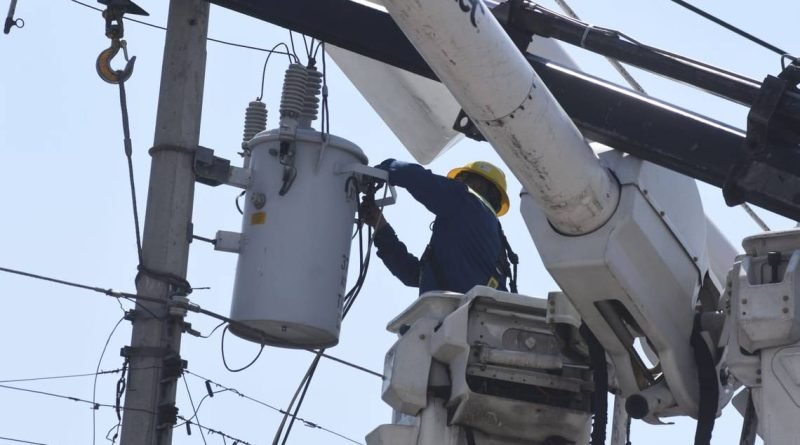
248,128,368,165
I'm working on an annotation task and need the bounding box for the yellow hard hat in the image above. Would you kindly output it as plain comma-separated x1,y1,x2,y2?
448,161,510,216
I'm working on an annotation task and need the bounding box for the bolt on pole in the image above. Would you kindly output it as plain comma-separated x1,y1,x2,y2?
119,1,209,444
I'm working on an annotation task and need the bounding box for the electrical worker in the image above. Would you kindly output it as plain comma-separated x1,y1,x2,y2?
359,158,517,295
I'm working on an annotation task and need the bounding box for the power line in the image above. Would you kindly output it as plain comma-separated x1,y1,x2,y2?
93,317,126,445
69,0,298,57
181,375,208,445
0,265,383,379
0,382,253,445
0,369,124,384
553,0,645,94
0,437,47,445
184,370,364,445
554,0,773,232
669,0,790,56
0,266,160,304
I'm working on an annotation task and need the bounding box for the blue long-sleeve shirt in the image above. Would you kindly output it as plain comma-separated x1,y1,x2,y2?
373,159,507,294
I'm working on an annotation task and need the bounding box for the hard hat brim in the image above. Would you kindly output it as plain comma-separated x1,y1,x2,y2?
448,167,510,217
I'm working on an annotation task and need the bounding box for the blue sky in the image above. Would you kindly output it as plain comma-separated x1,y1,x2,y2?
0,0,796,444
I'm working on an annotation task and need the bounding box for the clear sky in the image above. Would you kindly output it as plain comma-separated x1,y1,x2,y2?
0,0,796,444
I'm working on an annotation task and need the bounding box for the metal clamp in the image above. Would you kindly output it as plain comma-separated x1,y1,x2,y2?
337,163,398,207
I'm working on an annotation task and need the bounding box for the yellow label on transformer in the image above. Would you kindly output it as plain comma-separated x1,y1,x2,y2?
251,211,266,225
487,276,499,289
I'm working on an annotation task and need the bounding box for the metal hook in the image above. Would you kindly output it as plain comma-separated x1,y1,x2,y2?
96,39,136,84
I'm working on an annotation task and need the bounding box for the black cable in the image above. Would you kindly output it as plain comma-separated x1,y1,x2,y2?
289,31,300,61
220,325,265,372
0,382,253,445
182,375,208,445
0,265,165,321
108,358,128,445
191,304,382,377
258,42,298,100
274,354,322,445
274,186,383,444
0,264,380,375
0,369,123,384
302,34,313,62
184,370,364,445
669,0,789,57
70,0,297,57
174,389,230,429
0,383,154,414
199,321,226,339
93,317,126,445
0,437,47,445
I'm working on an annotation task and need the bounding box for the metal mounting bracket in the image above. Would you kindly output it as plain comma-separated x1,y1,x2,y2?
193,146,251,188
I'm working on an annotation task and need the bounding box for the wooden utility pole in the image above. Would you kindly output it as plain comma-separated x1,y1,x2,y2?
119,1,209,444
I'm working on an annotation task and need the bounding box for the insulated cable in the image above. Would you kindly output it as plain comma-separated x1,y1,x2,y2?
0,437,46,445
553,0,772,232
0,369,124,384
553,0,645,94
0,265,382,379
273,184,386,445
0,383,254,445
184,370,364,445
258,42,298,100
220,325,265,372
70,0,298,57
668,0,790,57
92,316,125,445
181,375,208,445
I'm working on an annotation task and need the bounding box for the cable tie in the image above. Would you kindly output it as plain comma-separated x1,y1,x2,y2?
580,24,594,48
147,143,196,156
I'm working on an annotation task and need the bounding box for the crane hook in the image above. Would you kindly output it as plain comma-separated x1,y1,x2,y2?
96,38,136,84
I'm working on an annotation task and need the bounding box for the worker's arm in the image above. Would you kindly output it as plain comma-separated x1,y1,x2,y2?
373,224,421,288
376,159,468,216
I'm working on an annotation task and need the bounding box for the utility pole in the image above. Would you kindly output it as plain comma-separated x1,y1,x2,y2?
119,2,209,444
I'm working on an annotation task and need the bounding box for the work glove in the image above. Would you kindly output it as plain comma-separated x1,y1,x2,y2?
359,197,386,231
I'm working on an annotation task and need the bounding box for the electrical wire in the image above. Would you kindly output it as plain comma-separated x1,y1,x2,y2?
182,375,208,445
273,185,385,445
0,383,153,414
184,370,364,445
258,42,299,100
69,0,298,58
668,0,790,57
289,31,300,62
553,0,645,94
0,437,47,445
0,383,253,445
0,265,165,321
553,0,773,232
199,320,227,339
0,265,381,378
93,317,126,445
0,369,124,384
220,325,265,372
